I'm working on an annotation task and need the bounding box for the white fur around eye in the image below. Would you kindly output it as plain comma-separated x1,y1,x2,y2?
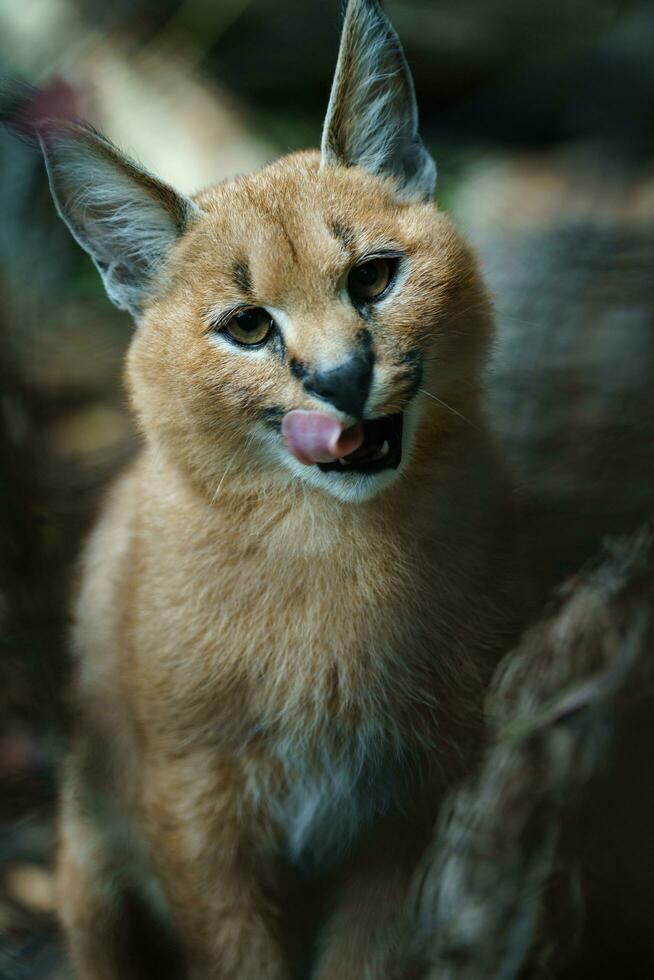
207,332,272,359
266,306,296,345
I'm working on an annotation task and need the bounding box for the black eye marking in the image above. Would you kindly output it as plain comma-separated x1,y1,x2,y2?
232,260,252,296
261,406,284,431
329,221,355,251
272,328,286,364
290,358,307,381
358,327,373,352
398,349,424,402
400,347,422,365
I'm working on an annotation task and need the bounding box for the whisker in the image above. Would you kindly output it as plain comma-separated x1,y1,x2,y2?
211,450,240,504
441,301,491,324
417,388,478,429
211,431,257,503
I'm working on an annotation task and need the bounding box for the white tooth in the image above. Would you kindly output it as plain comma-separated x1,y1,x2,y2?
381,440,390,456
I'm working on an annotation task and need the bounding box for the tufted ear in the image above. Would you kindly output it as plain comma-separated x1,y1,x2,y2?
38,122,199,316
321,0,436,202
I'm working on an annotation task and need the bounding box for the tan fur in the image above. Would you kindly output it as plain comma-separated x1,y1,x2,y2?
54,147,521,979
32,5,523,975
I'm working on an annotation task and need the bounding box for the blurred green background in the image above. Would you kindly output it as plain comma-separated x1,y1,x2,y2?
1,1,653,977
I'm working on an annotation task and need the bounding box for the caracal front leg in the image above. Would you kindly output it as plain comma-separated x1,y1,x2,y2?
141,747,291,980
57,749,186,980
312,823,429,980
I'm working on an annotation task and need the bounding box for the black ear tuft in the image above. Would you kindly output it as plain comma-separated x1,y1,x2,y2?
0,79,41,145
0,77,82,146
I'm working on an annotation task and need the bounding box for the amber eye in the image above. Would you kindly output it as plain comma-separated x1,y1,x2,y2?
347,257,393,302
223,308,274,346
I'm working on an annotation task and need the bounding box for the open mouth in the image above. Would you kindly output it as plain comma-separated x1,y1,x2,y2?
318,414,403,475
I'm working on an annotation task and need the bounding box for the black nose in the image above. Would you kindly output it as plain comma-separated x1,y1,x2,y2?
302,351,373,419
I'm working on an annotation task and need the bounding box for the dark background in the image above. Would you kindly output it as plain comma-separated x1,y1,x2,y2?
1,1,653,977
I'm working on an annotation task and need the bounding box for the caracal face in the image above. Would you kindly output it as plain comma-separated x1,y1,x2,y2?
127,153,490,504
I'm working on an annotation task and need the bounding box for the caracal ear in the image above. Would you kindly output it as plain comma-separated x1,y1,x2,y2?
320,0,436,203
38,122,199,316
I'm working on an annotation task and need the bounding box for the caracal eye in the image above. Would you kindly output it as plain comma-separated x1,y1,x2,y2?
347,257,392,302
224,308,274,347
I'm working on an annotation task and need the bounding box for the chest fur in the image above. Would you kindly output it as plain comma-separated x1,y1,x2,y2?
262,721,413,872
133,490,445,736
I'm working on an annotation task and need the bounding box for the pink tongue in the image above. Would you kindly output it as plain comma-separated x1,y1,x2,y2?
281,410,364,466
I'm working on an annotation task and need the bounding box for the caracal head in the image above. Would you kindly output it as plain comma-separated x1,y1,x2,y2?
30,0,491,504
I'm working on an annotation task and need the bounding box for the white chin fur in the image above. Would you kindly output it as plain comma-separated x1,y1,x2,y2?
253,403,420,504
281,455,401,503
